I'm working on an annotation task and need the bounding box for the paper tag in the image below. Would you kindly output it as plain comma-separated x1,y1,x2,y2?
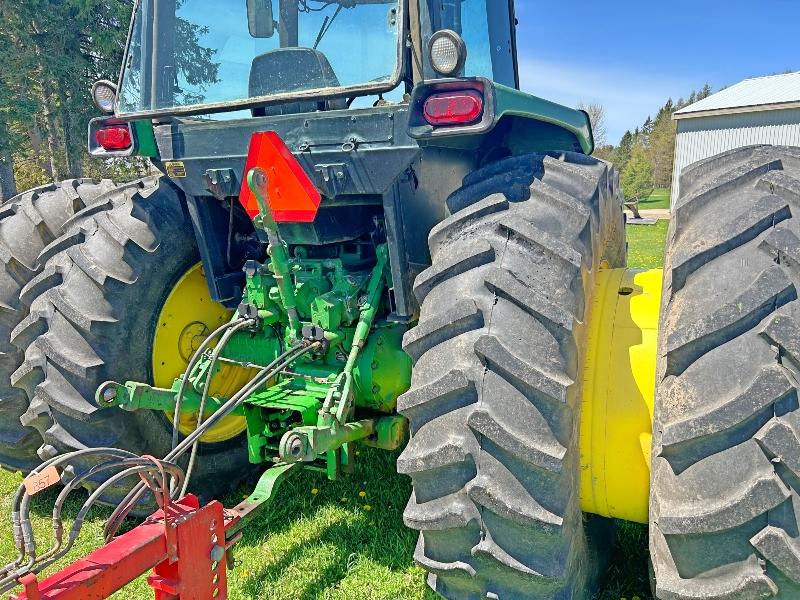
23,465,61,495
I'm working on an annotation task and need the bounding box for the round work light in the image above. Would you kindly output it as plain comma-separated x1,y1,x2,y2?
429,30,467,76
91,80,118,114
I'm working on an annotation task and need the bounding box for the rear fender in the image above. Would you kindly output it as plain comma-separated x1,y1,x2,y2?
407,77,594,155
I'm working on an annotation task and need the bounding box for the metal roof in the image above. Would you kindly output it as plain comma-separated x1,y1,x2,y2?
673,72,800,120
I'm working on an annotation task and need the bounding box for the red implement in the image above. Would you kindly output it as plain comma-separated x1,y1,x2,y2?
239,131,321,223
10,496,238,600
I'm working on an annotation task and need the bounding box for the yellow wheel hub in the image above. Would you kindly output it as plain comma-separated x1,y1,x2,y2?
580,267,663,524
153,263,248,443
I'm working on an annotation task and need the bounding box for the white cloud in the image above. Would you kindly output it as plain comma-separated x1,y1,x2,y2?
518,56,696,144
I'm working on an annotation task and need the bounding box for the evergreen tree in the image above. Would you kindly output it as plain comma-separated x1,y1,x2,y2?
616,130,634,169
592,145,617,164
621,145,654,201
0,0,218,189
0,0,135,182
648,108,676,188
642,116,654,138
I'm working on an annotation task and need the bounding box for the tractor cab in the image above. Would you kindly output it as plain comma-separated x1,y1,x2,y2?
107,0,518,118
89,0,590,319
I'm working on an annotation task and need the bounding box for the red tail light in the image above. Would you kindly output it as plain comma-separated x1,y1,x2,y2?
423,91,484,126
95,126,132,150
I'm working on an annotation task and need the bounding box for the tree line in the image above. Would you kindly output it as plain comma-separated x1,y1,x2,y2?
589,84,714,201
0,0,146,202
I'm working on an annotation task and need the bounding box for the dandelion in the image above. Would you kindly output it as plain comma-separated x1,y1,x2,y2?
358,490,366,498
363,504,372,511
311,488,319,495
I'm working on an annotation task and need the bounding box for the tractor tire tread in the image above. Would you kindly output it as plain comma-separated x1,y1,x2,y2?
652,145,800,599
0,178,122,470
401,152,625,599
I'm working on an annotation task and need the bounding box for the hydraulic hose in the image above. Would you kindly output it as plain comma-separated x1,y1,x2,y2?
104,342,319,541
181,318,256,496
0,453,179,593
171,319,245,450
28,462,184,579
34,457,182,570
1,448,139,579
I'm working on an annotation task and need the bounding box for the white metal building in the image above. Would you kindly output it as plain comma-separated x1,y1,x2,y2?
671,71,800,202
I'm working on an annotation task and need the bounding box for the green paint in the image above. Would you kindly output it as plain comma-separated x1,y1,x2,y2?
244,380,328,463
98,380,243,416
362,416,408,451
279,420,376,463
353,324,411,413
225,463,299,538
132,120,158,157
493,83,594,155
218,331,281,368
247,167,302,339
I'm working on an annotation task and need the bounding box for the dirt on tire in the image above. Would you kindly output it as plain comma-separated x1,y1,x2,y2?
651,145,800,599
399,151,626,599
0,179,125,471
8,176,249,500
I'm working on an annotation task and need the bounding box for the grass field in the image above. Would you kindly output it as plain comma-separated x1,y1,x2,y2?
637,188,671,211
0,221,670,600
627,219,669,269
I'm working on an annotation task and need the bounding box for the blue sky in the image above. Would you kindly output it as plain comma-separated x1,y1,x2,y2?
515,0,800,144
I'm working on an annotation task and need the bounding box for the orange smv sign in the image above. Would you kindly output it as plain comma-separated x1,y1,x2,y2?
239,131,322,223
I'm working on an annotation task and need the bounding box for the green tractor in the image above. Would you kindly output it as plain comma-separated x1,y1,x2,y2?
1,0,799,598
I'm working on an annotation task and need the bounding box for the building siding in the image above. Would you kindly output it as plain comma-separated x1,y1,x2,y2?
671,107,800,203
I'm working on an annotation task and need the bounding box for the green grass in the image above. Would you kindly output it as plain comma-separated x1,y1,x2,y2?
597,521,652,600
636,188,671,211
626,219,669,269
0,222,670,600
0,456,656,600
0,450,433,600
221,449,432,600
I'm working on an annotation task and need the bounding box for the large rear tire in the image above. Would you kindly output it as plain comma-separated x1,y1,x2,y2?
9,176,249,498
651,146,800,599
0,179,124,471
399,152,625,599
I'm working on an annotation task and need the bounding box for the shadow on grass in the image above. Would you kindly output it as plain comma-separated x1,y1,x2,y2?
238,516,368,599
224,446,423,598
597,520,652,600
13,447,653,599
